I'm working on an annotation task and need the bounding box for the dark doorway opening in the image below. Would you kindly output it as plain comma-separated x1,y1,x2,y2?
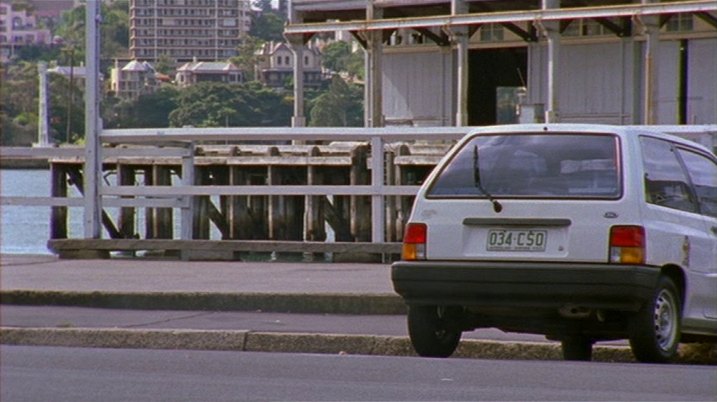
678,39,688,125
468,47,528,126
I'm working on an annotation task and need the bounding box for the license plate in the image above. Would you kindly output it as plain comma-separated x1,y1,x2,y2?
487,229,547,252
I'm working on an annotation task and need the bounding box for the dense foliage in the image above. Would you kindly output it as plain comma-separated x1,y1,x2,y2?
169,82,292,127
1,0,365,146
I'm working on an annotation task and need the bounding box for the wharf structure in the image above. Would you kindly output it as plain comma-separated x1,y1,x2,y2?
284,0,717,129
4,1,717,261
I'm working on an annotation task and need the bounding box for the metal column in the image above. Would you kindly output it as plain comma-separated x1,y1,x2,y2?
640,0,661,124
84,0,101,239
36,62,49,146
541,0,561,123
365,1,384,128
288,37,306,128
287,2,307,129
452,0,469,127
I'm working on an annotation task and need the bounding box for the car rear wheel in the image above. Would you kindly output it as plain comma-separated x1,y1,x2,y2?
407,305,462,358
628,275,681,363
561,336,593,361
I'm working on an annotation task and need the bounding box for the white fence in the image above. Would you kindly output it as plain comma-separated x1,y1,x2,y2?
1,125,715,246
1,127,468,244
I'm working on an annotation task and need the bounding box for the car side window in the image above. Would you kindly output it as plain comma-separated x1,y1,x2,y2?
677,148,717,218
640,137,698,213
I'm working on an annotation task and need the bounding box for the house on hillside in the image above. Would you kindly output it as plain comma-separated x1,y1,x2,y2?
109,60,158,100
175,60,243,88
28,0,79,20
0,2,52,63
254,41,324,88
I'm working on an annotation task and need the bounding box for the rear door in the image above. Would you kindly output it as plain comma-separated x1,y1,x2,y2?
675,146,717,326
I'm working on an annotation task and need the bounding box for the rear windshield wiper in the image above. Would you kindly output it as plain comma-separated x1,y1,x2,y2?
473,145,503,213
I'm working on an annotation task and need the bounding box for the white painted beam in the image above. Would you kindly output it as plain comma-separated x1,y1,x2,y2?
285,1,717,34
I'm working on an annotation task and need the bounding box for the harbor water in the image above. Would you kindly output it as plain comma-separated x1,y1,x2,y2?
1,169,84,254
1,169,257,256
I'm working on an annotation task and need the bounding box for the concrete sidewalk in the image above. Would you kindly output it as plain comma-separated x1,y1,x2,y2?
0,254,402,314
1,254,713,364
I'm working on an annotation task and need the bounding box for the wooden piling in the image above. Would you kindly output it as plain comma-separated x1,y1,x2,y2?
42,141,438,258
50,163,68,239
350,145,370,242
117,164,136,238
304,146,325,241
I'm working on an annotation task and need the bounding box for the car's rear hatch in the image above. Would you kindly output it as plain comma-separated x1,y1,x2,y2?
415,130,631,263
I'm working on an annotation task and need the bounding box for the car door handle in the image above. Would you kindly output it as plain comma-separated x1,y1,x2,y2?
712,226,717,235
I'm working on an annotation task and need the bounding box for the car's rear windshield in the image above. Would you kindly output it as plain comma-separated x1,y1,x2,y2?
427,133,621,199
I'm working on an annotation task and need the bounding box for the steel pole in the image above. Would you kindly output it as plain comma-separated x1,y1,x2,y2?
84,0,101,239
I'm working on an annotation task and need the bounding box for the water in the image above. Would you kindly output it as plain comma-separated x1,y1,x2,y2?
1,169,335,257
1,169,83,254
1,169,224,255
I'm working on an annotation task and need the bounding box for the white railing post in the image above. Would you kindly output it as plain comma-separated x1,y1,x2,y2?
370,136,385,243
180,142,195,244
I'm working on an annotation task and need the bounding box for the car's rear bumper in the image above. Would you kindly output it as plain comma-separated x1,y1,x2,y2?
391,261,660,312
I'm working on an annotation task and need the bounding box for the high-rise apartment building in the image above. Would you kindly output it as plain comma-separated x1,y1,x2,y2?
129,0,251,62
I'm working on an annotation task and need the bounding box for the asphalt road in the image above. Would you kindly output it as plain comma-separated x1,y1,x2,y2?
3,345,716,402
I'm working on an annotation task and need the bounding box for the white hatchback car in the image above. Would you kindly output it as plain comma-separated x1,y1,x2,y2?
391,124,717,363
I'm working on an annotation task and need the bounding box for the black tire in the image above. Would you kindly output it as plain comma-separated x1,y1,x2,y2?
407,305,462,358
561,336,593,361
628,275,682,363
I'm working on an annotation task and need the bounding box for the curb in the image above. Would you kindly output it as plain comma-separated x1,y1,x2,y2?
0,327,639,363
0,290,406,315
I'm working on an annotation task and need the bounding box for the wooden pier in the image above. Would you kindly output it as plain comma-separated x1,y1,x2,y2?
43,142,450,260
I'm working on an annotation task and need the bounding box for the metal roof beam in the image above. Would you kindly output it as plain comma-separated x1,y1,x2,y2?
285,1,717,34
696,11,717,28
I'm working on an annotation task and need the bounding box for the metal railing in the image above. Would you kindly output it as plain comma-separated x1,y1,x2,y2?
1,127,468,244
1,125,715,246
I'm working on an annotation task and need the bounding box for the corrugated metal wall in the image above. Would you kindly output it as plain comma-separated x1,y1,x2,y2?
382,49,454,126
380,38,716,126
527,41,640,125
687,38,717,125
657,41,681,124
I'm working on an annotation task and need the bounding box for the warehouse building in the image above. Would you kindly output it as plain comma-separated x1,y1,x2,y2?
284,0,717,128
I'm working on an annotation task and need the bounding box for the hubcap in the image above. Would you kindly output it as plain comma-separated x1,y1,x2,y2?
653,289,677,351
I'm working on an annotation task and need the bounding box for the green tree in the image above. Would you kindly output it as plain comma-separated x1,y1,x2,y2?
320,41,365,80
309,76,363,127
250,11,285,42
345,48,365,80
0,62,39,145
54,1,130,63
322,41,351,73
104,86,179,128
154,54,177,76
14,44,61,63
48,73,85,143
55,6,85,63
168,82,291,128
231,36,263,82
101,0,130,59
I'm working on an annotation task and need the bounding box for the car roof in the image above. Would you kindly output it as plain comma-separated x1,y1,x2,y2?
465,124,714,156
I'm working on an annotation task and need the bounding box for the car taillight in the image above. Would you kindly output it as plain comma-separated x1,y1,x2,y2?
609,225,645,264
402,222,427,261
